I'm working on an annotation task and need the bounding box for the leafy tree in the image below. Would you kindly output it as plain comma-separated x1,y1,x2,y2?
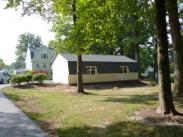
51,0,156,78
15,33,43,69
5,0,87,93
0,58,5,70
81,0,155,78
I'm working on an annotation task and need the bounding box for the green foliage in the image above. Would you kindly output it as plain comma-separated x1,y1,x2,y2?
140,47,154,72
24,74,33,84
0,58,5,70
32,73,48,83
14,33,43,69
4,0,156,73
10,73,33,86
170,74,174,83
10,72,48,86
10,74,25,86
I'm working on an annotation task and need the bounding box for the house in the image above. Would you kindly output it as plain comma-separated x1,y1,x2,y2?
13,69,27,75
144,65,158,78
25,46,56,79
52,54,138,84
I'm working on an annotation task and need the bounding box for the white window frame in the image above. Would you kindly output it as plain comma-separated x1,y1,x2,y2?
120,66,129,73
86,66,97,75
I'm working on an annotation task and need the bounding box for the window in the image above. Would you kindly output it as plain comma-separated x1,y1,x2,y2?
30,51,34,59
36,64,40,68
86,66,97,75
120,66,129,73
43,64,46,68
41,53,48,59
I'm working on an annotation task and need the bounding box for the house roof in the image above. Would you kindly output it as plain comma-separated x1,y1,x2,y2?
61,54,137,62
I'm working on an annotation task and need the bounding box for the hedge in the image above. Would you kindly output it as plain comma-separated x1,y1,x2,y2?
10,73,48,86
32,73,48,83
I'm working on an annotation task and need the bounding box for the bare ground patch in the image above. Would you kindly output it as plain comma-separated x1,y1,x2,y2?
131,108,183,126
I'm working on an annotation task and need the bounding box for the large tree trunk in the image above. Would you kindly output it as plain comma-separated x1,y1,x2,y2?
166,0,183,97
72,0,84,93
155,0,178,115
77,54,84,93
153,38,158,79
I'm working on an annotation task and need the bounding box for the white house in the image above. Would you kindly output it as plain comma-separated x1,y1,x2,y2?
144,65,156,77
25,46,56,79
52,54,139,84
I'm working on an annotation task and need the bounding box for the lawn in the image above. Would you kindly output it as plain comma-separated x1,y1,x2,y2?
2,82,183,137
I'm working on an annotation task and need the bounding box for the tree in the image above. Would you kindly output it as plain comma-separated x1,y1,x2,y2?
4,0,86,93
52,0,87,93
155,0,179,114
0,58,5,70
15,33,43,69
166,0,183,97
72,0,155,78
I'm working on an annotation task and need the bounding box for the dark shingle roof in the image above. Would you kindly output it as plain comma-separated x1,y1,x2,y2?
61,54,136,62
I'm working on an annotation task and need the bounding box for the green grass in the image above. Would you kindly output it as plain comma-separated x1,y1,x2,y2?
2,85,183,137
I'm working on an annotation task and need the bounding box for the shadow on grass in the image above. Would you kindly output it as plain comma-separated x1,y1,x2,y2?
10,83,59,89
24,112,58,136
11,84,36,89
103,94,157,105
22,110,183,137
55,121,183,137
83,80,152,90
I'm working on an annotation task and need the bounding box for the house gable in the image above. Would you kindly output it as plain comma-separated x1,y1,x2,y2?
25,48,32,70
52,54,69,84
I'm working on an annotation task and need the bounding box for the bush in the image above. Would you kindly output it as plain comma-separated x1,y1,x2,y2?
32,73,48,83
10,74,33,86
10,74,25,86
10,73,48,86
24,74,33,84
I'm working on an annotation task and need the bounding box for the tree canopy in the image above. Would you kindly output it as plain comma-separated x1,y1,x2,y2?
14,32,43,69
0,58,5,70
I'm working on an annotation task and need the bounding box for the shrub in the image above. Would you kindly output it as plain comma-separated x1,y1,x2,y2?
27,70,33,75
10,74,25,86
24,74,33,85
10,73,33,86
32,73,48,83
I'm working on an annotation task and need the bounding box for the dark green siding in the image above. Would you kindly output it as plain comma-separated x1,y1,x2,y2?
68,61,138,74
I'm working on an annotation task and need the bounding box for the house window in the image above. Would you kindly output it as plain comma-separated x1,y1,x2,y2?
41,53,48,59
36,64,40,68
30,51,34,59
43,64,46,68
120,66,129,73
86,66,97,75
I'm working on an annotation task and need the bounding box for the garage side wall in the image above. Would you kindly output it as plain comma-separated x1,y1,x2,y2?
68,61,138,84
68,73,138,84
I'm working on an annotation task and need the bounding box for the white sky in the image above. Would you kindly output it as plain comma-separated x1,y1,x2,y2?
0,1,55,65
